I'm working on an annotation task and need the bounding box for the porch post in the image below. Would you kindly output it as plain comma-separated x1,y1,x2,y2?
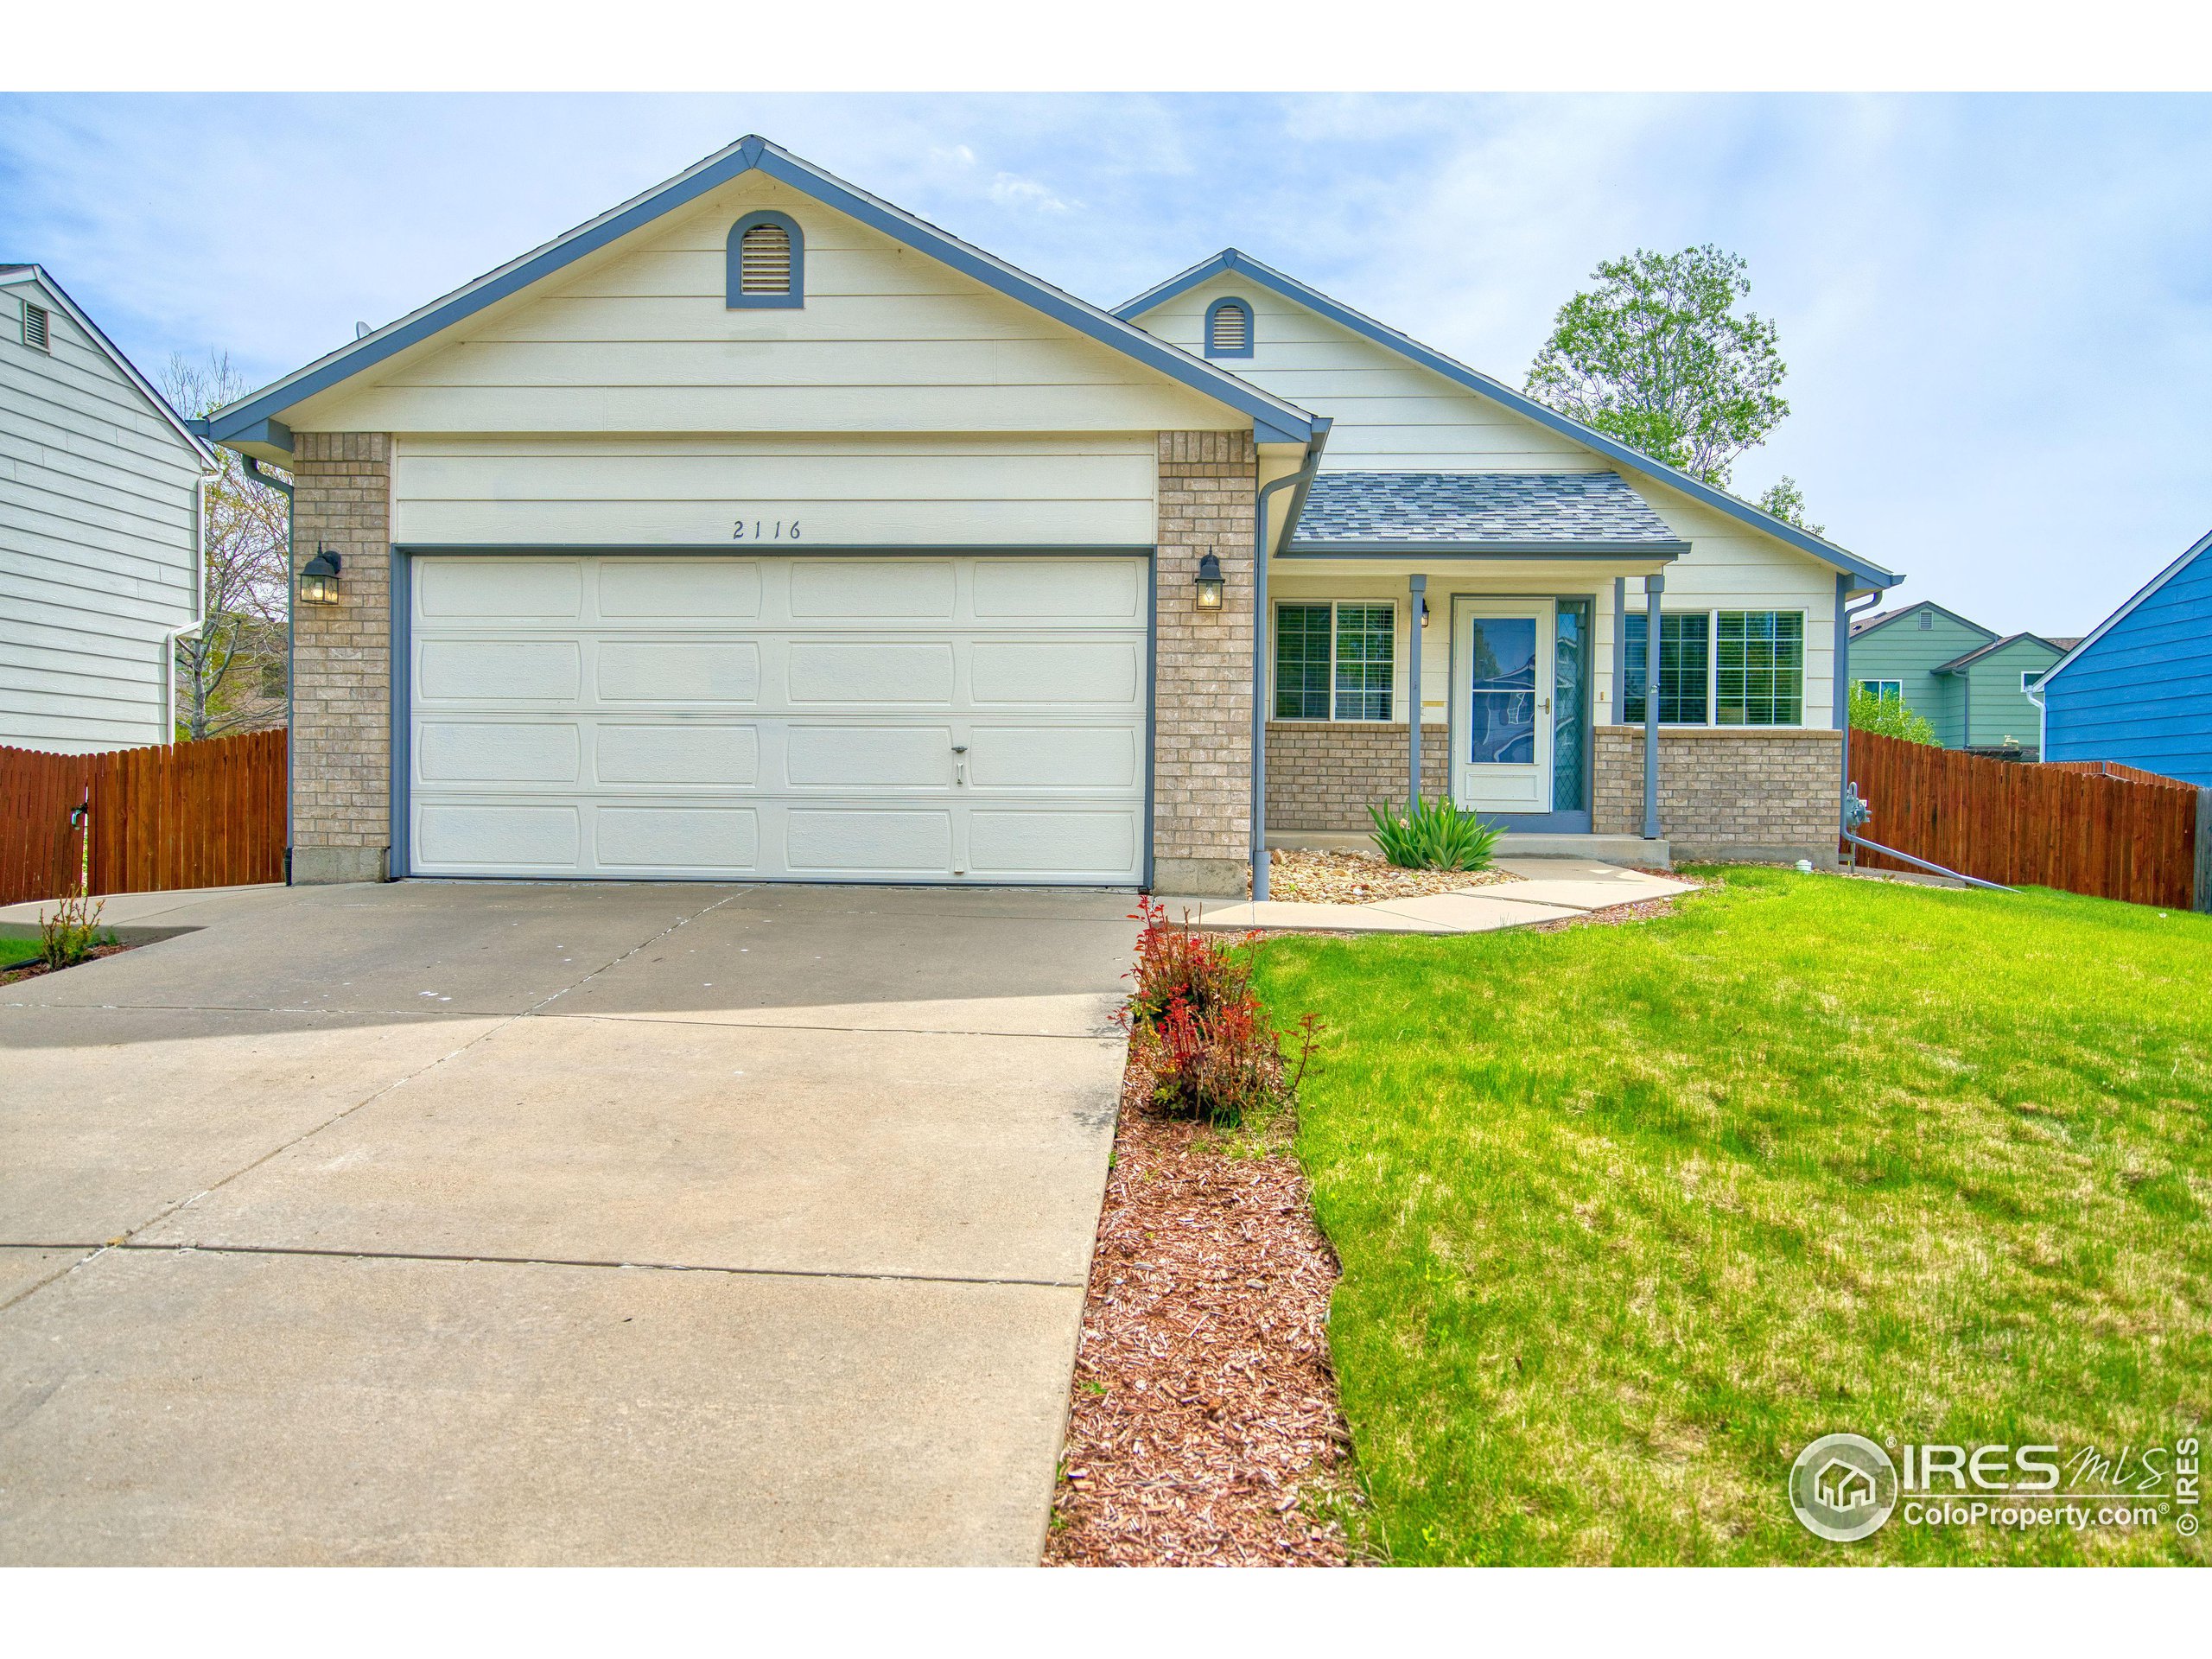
1408,573,1427,809
1642,573,1664,841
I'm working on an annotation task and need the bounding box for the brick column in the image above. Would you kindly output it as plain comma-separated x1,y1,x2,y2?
1152,431,1256,895
290,432,392,883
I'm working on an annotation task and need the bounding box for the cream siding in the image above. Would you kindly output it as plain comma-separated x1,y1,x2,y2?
1135,274,1847,731
1135,274,1599,473
1,278,206,753
392,435,1157,547
295,175,1246,441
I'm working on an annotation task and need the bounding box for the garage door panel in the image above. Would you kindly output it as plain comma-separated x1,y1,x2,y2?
787,642,956,705
410,554,1147,885
594,806,759,872
786,809,954,874
969,810,1137,874
597,559,761,619
785,725,952,789
417,721,582,785
596,641,761,703
969,725,1138,791
972,558,1142,620
416,804,582,869
593,724,760,787
790,559,956,619
971,641,1139,706
419,640,582,702
416,558,582,620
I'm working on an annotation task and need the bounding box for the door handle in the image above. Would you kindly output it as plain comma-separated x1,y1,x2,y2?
952,741,967,786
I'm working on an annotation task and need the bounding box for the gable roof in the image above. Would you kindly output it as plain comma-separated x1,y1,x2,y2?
1848,600,1999,642
1290,471,1687,554
1931,631,2069,674
1116,248,1901,590
1,264,217,467
2039,527,2212,689
200,137,1318,454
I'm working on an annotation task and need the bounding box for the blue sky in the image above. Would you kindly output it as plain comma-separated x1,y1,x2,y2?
6,92,2209,633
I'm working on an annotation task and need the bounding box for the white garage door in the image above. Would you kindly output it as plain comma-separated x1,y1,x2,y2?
404,554,1150,885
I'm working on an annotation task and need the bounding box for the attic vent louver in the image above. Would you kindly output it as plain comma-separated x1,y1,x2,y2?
739,222,792,295
1206,297,1251,358
22,302,50,353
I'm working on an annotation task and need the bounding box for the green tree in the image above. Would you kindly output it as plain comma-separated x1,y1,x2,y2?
1755,474,1825,537
1849,683,1937,745
1525,245,1789,489
161,353,291,741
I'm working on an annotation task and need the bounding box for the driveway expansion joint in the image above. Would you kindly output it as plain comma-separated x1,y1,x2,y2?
0,1239,1083,1293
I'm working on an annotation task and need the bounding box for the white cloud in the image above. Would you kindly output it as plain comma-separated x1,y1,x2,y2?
987,170,1074,213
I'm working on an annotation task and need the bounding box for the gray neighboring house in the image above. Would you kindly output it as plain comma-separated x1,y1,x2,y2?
1,264,217,754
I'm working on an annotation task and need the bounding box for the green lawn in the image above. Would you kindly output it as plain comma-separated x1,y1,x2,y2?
1258,868,2210,1565
0,936,43,971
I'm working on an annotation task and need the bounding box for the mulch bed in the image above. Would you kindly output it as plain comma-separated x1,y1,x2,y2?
0,941,135,988
1267,846,1520,905
1045,1057,1355,1567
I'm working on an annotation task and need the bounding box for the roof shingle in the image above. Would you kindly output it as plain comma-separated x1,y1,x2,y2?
1290,471,1681,548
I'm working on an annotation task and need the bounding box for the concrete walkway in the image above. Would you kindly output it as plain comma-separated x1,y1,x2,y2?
1165,856,1697,934
0,880,1138,1566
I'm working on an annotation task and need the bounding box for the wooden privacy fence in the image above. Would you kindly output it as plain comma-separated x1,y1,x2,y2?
1847,729,2208,910
0,729,287,908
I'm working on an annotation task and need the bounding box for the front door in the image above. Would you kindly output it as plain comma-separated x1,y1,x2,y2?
1451,598,1553,815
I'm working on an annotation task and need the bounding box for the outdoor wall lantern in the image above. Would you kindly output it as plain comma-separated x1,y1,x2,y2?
299,547,342,605
1421,594,1431,629
1193,551,1224,612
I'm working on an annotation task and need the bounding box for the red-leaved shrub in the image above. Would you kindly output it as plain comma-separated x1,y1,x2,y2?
1122,899,1318,1124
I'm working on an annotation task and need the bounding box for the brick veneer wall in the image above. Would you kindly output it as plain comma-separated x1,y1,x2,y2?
1266,721,1451,832
1592,724,1841,865
290,432,392,883
1152,431,1256,894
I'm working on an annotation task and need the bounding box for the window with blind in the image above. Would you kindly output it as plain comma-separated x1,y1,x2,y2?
1716,611,1805,725
725,213,804,308
1274,601,1395,721
1205,296,1254,359
1622,613,1711,724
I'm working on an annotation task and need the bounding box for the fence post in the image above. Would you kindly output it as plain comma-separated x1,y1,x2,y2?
2196,787,2212,914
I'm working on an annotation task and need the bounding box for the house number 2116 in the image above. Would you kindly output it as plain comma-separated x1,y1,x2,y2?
732,518,801,540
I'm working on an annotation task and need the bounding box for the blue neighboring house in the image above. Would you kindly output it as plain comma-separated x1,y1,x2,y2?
2036,529,2212,786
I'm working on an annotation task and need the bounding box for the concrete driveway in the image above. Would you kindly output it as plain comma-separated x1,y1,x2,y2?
0,880,1138,1565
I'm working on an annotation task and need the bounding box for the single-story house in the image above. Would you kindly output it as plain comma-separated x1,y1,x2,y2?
2,264,218,753
1847,600,2075,758
195,136,1900,894
2034,528,2212,786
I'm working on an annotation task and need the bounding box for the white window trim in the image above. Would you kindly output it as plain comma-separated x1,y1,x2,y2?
2021,670,2045,693
1271,599,1401,724
1856,678,1904,701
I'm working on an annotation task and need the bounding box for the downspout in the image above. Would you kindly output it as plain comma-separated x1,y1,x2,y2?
161,471,213,743
1249,420,1330,902
245,454,297,885
1837,582,1882,861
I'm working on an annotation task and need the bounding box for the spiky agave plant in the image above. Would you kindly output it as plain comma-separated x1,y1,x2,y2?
1367,797,1503,872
